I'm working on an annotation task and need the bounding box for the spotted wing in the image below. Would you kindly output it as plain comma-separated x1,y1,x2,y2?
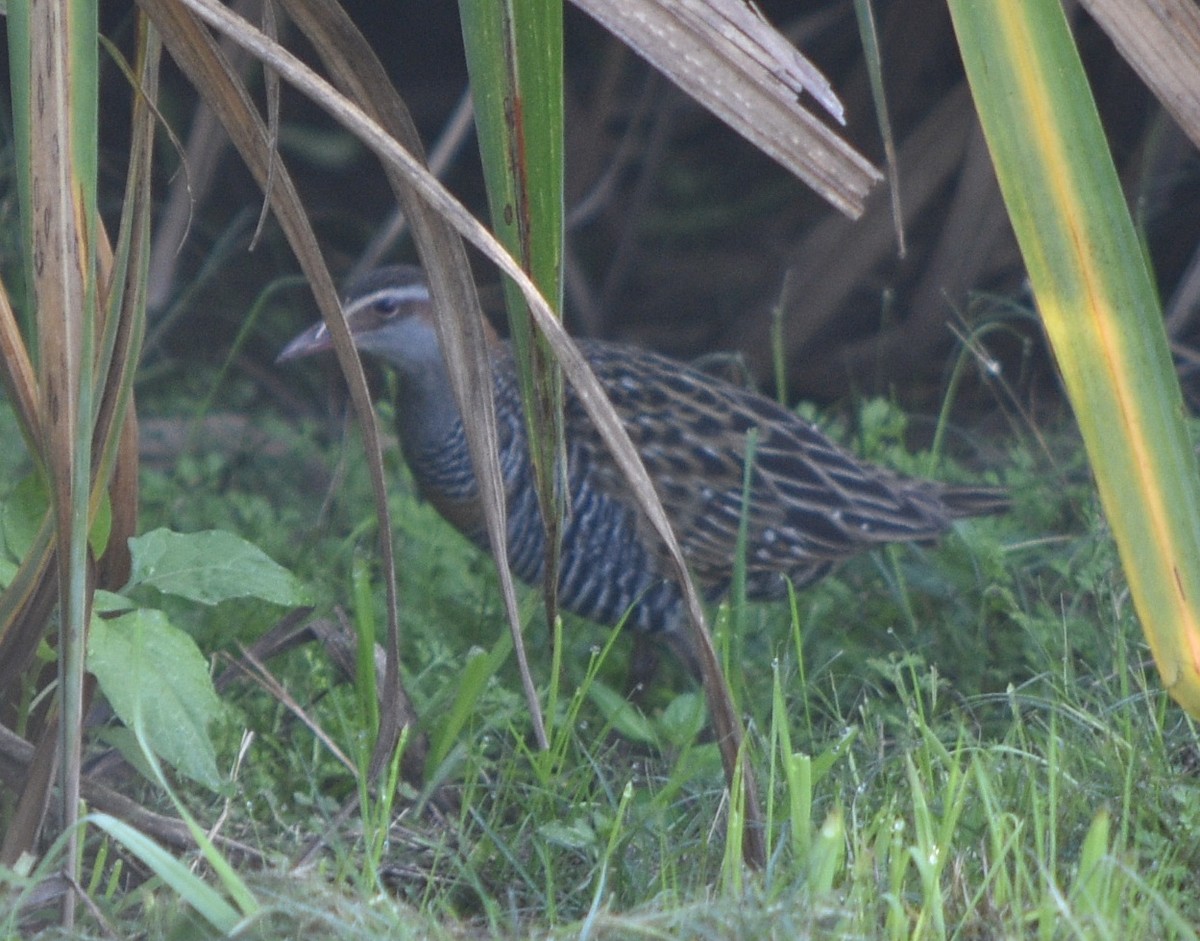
567,341,964,600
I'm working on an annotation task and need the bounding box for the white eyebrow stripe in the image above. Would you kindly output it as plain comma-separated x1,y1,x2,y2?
354,284,431,308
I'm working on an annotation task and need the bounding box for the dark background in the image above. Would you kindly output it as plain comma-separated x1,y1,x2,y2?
74,0,1200,424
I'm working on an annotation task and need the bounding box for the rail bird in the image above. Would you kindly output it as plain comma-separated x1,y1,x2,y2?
279,266,1004,676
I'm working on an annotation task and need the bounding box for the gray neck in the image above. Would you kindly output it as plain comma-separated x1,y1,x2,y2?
391,354,465,461
350,312,466,461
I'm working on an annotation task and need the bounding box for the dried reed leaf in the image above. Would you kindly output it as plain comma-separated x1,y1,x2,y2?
274,0,548,755
573,0,882,217
20,1,98,908
1081,0,1200,153
93,22,161,590
0,521,57,700
164,0,764,865
139,0,427,783
0,707,62,867
0,281,40,445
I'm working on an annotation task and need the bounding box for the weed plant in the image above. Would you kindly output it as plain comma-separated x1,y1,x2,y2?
6,389,1200,939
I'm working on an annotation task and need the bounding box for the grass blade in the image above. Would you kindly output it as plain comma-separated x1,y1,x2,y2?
88,814,242,934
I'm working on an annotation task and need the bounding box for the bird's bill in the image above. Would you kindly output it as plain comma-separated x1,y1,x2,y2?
276,320,334,363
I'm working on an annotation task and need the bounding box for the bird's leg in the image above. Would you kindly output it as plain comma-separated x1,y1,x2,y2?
628,626,705,702
628,632,663,701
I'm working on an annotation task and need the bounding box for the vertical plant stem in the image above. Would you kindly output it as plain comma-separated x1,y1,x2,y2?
9,0,101,922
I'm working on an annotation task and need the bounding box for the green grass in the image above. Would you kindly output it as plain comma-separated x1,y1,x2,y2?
8,392,1200,939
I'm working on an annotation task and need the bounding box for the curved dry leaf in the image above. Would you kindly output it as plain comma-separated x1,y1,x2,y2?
162,0,764,866
573,0,882,217
0,281,41,444
272,0,546,753
1079,0,1200,153
139,0,423,778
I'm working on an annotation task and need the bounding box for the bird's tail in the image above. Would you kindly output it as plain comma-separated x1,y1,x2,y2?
936,484,1009,520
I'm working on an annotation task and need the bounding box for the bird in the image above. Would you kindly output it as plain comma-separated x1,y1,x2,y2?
278,265,1006,678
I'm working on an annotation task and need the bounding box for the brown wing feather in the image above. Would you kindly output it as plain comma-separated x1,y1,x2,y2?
565,341,978,598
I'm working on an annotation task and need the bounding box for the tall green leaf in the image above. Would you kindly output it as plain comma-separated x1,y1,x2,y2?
459,0,566,745
949,0,1200,716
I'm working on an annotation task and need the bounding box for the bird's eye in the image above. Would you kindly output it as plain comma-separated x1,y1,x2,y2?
373,296,402,317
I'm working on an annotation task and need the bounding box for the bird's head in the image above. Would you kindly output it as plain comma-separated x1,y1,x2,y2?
276,265,440,370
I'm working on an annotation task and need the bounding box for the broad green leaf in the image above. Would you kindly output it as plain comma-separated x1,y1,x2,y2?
88,606,223,789
89,488,112,558
586,680,657,746
538,819,597,851
127,527,311,606
2,473,46,562
2,471,110,560
0,556,17,592
656,691,706,748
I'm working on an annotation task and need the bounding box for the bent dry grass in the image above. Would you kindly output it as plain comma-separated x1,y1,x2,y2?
8,404,1200,939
